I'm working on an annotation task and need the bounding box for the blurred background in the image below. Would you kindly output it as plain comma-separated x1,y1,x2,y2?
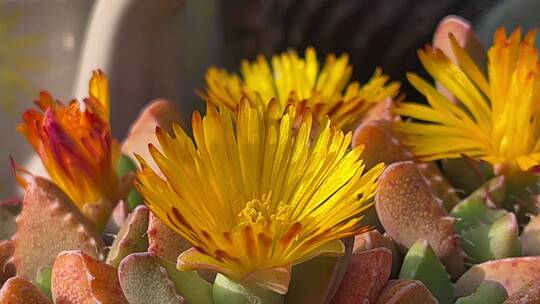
0,0,539,198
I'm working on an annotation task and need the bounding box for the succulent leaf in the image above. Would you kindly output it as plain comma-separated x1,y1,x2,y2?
451,198,520,263
353,230,401,278
51,250,128,303
0,277,51,304
331,248,392,304
12,177,105,280
375,279,438,304
213,273,284,304
455,281,507,304
118,252,187,304
107,205,149,268
455,256,540,297
0,240,14,285
375,161,465,279
520,212,540,256
399,239,454,304
34,266,52,300
504,280,540,303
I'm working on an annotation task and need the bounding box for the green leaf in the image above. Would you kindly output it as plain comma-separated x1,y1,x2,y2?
451,198,520,263
34,266,52,300
455,280,507,304
117,154,138,177
126,188,144,210
213,273,284,304
399,240,454,304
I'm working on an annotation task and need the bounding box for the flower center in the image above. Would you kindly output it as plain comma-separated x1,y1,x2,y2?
237,194,292,226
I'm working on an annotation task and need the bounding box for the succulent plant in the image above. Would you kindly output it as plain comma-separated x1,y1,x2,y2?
2,13,540,304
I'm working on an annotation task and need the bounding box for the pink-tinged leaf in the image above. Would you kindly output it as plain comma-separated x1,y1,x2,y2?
0,277,51,304
121,99,182,174
0,240,14,285
353,230,401,278
375,161,465,279
331,248,392,304
51,250,128,304
521,212,540,256
505,280,540,303
353,120,460,210
432,15,487,102
454,256,540,297
147,212,192,262
106,205,149,268
118,252,186,304
375,280,438,304
12,177,105,280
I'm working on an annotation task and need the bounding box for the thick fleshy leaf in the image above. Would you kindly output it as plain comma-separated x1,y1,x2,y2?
118,252,186,304
331,248,391,303
375,280,438,304
0,240,14,285
521,212,540,256
148,212,192,262
455,281,507,304
121,99,182,173
353,230,401,278
243,266,292,295
464,176,506,208
107,205,149,268
51,250,127,303
158,256,214,304
451,198,520,263
35,266,53,300
504,280,540,303
399,239,454,304
0,277,51,304
353,121,460,209
213,273,284,304
376,161,464,279
455,256,540,297
12,177,105,280
352,120,412,169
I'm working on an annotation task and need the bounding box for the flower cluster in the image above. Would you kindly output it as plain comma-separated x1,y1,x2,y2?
4,16,540,304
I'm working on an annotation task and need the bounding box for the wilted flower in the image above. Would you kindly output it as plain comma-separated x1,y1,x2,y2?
17,71,119,229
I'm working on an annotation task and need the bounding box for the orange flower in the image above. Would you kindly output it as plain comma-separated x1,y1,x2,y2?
17,70,119,211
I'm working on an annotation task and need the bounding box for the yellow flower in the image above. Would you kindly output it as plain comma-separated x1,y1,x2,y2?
17,70,119,210
395,28,540,172
135,98,383,293
203,47,399,130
